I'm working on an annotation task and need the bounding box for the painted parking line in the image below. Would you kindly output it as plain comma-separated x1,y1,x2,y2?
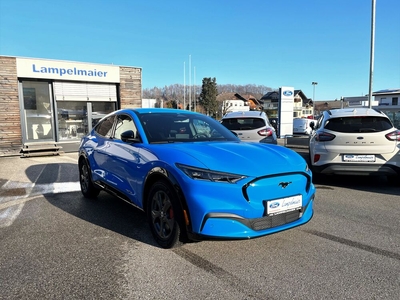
0,180,81,227
1,181,81,202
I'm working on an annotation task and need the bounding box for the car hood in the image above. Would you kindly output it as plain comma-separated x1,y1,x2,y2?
146,142,306,177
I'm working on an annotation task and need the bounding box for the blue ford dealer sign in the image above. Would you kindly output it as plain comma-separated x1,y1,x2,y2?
283,90,293,97
278,86,295,138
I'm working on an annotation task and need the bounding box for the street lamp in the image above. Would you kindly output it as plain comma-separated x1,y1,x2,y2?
312,82,318,102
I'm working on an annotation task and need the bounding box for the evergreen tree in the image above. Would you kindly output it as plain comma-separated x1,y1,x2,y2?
199,77,218,117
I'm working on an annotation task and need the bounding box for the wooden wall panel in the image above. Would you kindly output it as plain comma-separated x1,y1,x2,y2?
0,56,22,156
119,66,142,108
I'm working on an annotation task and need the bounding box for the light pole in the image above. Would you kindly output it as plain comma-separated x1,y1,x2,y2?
368,0,376,108
312,82,318,102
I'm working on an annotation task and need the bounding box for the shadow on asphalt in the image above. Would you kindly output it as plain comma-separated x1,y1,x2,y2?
46,191,158,247
25,162,158,248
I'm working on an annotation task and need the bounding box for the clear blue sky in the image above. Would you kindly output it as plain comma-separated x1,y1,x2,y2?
0,0,399,101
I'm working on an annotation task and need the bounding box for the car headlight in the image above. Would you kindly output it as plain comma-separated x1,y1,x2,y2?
176,163,246,183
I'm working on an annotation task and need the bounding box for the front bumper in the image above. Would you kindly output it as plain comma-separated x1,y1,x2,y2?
181,170,315,240
196,195,314,239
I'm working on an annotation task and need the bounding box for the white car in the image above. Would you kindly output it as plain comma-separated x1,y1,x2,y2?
293,118,315,135
309,108,400,183
220,111,277,144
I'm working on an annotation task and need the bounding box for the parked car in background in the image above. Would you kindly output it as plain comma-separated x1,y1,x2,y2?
79,108,315,248
293,118,315,135
309,108,400,183
269,117,279,133
221,111,277,144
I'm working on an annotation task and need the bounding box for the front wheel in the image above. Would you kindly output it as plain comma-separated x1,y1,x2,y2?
146,180,184,249
79,158,100,198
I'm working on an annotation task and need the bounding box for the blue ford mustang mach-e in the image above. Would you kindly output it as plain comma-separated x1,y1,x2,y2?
78,108,315,248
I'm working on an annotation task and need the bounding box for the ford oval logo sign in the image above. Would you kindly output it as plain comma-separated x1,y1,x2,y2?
283,90,293,96
269,202,280,209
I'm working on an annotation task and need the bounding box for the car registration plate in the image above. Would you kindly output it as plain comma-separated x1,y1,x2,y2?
343,154,375,162
265,195,302,216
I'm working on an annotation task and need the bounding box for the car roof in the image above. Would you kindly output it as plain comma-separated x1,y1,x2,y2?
222,111,266,118
118,108,200,115
326,108,386,118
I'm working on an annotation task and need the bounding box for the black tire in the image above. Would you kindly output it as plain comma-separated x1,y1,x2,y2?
146,180,184,249
79,158,100,198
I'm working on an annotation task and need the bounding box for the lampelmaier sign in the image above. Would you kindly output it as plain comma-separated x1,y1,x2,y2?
16,58,120,83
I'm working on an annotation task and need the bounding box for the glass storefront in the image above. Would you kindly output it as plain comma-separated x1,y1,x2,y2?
19,80,117,148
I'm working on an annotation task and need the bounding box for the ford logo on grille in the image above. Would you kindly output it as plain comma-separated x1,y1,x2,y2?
269,202,280,209
283,90,293,96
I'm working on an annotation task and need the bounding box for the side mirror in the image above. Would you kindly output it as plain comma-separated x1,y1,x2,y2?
121,130,140,143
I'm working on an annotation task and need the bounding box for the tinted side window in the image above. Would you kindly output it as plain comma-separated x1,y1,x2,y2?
95,115,116,137
325,116,392,133
114,114,138,140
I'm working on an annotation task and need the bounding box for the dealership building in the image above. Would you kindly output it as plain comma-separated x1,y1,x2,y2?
0,56,142,156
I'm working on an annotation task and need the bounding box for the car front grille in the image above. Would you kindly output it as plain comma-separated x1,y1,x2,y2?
250,210,300,231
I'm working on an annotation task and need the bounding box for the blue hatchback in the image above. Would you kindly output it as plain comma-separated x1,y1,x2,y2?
78,108,315,248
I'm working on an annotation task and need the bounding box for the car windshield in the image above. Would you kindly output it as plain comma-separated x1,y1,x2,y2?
324,116,393,133
137,112,239,143
221,118,266,130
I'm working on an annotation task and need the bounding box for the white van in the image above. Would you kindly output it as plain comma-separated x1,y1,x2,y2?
293,118,315,135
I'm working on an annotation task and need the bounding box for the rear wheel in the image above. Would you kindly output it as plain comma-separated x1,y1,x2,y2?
146,180,184,249
79,158,100,198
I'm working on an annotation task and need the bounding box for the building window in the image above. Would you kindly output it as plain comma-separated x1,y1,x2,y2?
392,97,398,106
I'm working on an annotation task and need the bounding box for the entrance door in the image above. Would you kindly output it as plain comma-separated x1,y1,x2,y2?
55,102,116,141
20,81,54,142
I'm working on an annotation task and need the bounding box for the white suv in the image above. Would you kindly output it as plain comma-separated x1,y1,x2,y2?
309,108,400,182
221,111,277,144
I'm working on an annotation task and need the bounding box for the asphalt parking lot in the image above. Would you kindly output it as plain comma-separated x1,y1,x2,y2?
1,145,399,299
